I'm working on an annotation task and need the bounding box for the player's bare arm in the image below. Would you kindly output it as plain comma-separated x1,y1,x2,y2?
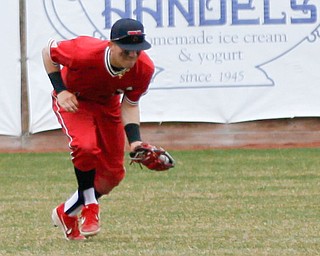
42,46,79,113
121,99,142,151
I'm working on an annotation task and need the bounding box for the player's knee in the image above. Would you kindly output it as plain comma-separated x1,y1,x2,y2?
110,169,125,187
77,140,100,153
71,142,101,170
73,141,100,158
95,168,126,195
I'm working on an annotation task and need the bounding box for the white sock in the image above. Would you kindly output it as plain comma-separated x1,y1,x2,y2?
83,187,98,205
64,191,83,216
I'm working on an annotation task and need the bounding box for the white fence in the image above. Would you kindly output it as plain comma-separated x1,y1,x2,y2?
2,1,320,136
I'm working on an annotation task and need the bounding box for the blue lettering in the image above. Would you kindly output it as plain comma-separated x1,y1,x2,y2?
135,0,163,27
102,0,318,28
169,0,195,27
103,0,132,28
263,0,286,24
232,0,260,25
291,0,317,24
200,0,226,25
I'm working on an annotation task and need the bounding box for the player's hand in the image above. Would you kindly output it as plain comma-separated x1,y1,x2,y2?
130,141,142,152
57,90,79,112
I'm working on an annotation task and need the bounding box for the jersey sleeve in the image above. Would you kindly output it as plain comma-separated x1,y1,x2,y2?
123,54,155,105
48,38,76,67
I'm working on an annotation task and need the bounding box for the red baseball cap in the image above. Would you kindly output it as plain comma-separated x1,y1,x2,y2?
110,18,152,51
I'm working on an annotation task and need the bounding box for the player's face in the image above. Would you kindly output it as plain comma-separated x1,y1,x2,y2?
110,43,141,69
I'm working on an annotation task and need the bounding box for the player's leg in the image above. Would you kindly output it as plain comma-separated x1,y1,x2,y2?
63,186,101,216
93,100,126,196
80,98,124,236
52,187,99,240
74,167,101,237
52,97,101,239
56,172,101,238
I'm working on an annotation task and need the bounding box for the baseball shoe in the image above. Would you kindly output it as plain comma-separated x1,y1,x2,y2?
52,203,86,241
80,203,100,237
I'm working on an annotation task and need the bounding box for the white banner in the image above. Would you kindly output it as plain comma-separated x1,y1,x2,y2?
0,2,21,136
26,0,320,134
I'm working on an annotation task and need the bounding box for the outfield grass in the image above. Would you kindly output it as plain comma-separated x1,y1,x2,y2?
0,148,319,255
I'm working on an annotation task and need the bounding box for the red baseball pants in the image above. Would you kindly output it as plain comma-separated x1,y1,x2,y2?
52,94,126,195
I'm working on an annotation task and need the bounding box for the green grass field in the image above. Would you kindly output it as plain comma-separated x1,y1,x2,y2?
0,148,319,256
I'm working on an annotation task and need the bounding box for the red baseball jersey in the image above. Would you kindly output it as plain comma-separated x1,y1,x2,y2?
49,36,154,105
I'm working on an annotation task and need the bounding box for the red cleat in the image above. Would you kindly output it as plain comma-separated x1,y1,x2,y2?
52,203,86,241
80,203,100,237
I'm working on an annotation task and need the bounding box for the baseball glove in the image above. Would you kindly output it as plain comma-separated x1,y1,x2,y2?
129,143,175,171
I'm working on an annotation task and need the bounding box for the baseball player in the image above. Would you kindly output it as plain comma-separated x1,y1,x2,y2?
42,18,174,241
